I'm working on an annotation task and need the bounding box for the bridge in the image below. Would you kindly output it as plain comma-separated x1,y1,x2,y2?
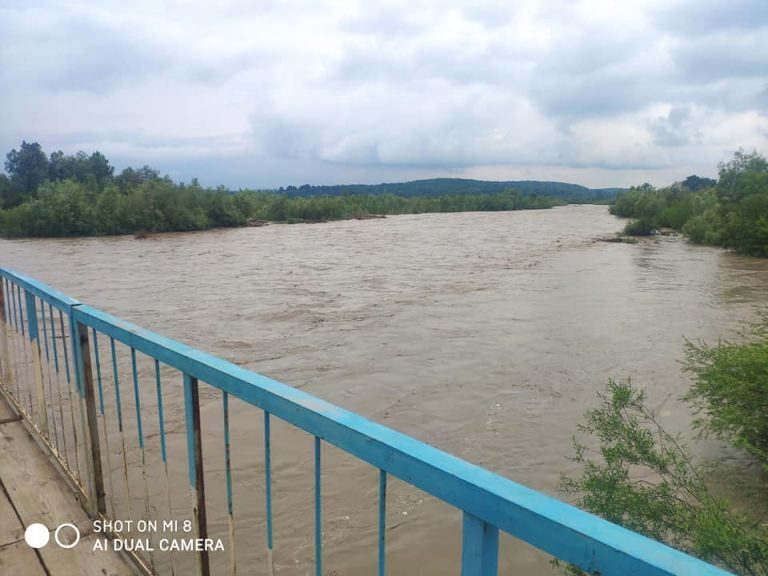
0,266,733,575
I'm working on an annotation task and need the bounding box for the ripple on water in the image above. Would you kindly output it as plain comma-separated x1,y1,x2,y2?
2,205,768,575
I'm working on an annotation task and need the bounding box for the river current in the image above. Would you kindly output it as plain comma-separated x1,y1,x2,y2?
2,205,767,574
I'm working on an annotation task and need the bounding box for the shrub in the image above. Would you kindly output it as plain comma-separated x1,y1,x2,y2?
682,209,722,245
684,318,768,467
623,218,656,235
561,379,768,575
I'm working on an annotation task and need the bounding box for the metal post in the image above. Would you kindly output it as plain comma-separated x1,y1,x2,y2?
264,411,274,576
77,321,106,516
461,512,499,576
70,312,95,513
25,290,49,436
378,469,387,576
223,392,236,576
315,436,322,576
0,279,11,391
184,373,211,576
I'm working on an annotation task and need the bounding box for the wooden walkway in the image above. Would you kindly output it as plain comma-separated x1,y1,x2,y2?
0,395,135,576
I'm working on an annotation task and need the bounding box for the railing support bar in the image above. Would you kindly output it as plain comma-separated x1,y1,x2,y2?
184,373,211,576
0,280,11,391
378,469,387,576
70,311,95,513
76,322,107,515
461,512,499,576
264,411,274,576
25,290,49,437
314,435,322,576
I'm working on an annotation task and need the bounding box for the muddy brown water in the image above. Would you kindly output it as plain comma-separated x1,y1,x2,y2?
2,205,767,575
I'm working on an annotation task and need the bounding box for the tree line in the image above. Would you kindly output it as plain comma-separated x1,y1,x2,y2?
278,177,619,202
611,150,768,257
0,141,561,237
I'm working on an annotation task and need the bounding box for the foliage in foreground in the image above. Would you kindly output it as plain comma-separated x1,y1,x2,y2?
684,318,768,468
560,379,768,575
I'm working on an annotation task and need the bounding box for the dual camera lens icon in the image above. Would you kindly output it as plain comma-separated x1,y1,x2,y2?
24,523,80,549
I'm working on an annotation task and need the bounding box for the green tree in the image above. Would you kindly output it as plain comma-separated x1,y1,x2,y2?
0,174,14,209
683,175,717,192
115,166,162,192
717,150,768,207
4,141,48,200
48,150,114,193
714,152,768,256
87,151,114,191
681,189,722,245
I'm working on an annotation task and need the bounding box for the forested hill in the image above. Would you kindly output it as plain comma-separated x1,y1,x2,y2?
279,178,622,202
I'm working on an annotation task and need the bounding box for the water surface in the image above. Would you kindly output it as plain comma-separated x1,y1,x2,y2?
2,205,767,574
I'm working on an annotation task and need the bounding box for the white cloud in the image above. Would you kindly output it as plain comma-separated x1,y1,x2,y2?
0,0,766,188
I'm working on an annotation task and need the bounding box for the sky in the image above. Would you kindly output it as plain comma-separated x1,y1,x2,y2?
1,0,766,190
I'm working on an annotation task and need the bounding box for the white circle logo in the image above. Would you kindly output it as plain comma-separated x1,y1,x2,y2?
54,523,81,549
24,523,50,548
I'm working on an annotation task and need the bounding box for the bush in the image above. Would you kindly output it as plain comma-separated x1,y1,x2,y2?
684,319,768,466
609,151,768,256
682,209,722,245
561,379,768,575
623,218,656,236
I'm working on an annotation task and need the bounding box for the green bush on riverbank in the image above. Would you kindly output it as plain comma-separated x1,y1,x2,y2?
0,142,561,237
611,150,768,257
0,182,561,237
562,318,768,575
684,318,768,468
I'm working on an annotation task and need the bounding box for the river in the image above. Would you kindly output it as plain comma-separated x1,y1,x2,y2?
1,204,767,575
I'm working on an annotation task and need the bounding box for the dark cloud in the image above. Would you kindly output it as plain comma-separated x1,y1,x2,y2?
332,42,532,88
175,53,269,85
41,131,241,152
670,31,768,83
649,106,697,147
655,0,768,34
0,10,171,94
530,68,655,121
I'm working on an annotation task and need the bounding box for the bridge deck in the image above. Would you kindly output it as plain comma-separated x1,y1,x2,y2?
0,395,134,576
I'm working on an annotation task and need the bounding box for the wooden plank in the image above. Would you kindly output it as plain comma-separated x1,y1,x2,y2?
38,533,134,576
0,394,17,422
0,485,24,546
0,420,133,575
183,374,211,576
0,420,88,528
0,540,47,576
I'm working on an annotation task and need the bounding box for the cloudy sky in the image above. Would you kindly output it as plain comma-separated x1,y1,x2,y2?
1,0,766,189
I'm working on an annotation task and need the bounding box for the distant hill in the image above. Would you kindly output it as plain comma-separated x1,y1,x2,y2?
278,178,622,202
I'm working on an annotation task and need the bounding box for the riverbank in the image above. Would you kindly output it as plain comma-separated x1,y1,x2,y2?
612,150,768,257
0,183,564,238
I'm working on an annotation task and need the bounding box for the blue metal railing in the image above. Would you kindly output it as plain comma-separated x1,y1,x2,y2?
0,266,733,576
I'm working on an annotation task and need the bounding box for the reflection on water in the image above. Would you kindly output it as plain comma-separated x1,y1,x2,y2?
2,205,768,575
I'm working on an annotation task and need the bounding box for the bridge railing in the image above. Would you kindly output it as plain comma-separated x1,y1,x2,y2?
0,266,733,576
0,269,93,501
